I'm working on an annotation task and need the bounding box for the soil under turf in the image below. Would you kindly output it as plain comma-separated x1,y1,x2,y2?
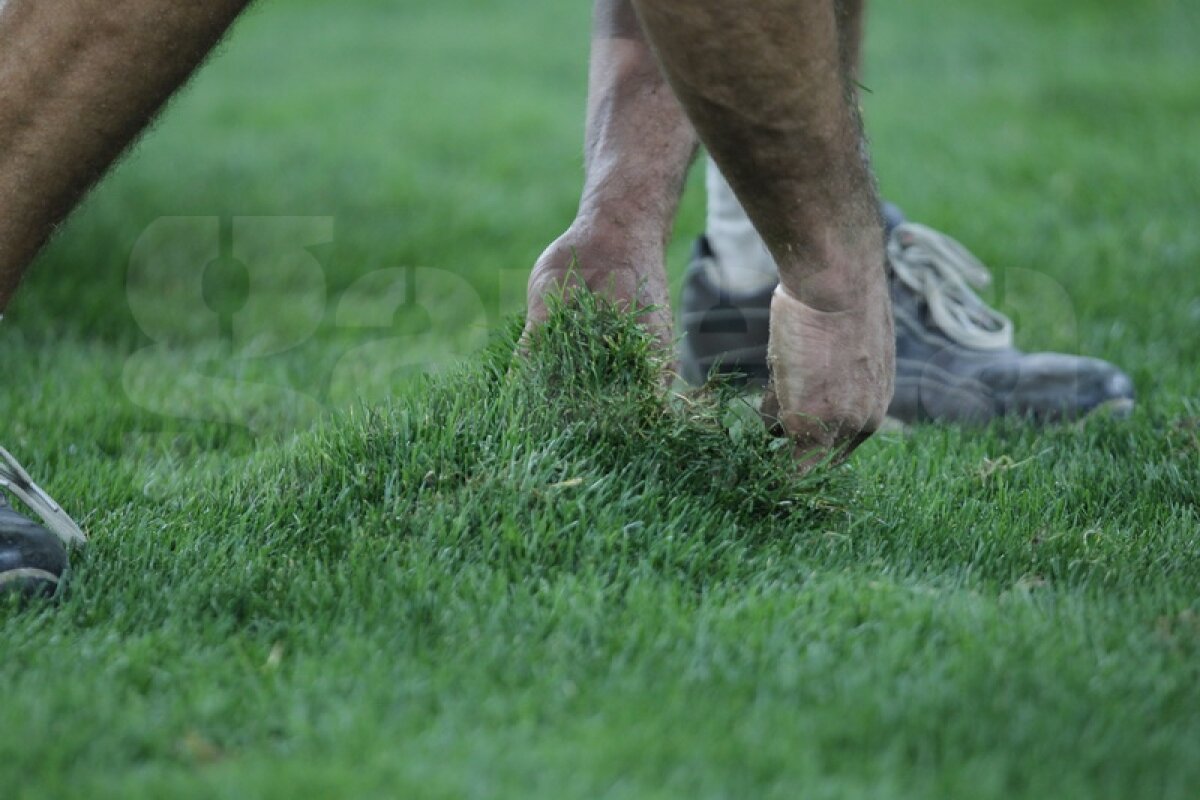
3,0,1198,797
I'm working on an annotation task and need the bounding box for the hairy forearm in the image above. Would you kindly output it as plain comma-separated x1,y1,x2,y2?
578,0,698,238
522,0,700,358
630,0,882,305
0,0,251,308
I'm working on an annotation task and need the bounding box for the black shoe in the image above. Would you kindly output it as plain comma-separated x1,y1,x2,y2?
679,206,1136,424
0,497,68,599
678,235,773,388
0,447,85,600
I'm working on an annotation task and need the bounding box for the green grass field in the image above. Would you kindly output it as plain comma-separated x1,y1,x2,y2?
4,0,1199,796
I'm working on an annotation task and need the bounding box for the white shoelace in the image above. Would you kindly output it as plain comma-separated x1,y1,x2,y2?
886,222,1015,351
0,446,86,546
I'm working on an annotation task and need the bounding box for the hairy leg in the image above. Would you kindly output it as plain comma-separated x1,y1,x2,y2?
632,0,893,464
0,0,252,310
524,0,698,356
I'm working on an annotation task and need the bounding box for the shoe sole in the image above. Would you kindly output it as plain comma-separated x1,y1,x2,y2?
0,567,60,598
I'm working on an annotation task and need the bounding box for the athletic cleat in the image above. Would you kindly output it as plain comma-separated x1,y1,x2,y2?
0,447,85,600
679,205,1136,424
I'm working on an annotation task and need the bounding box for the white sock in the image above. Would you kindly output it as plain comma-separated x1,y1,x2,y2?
704,157,781,296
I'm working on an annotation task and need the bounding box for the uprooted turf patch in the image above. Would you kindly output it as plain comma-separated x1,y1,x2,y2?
59,300,841,628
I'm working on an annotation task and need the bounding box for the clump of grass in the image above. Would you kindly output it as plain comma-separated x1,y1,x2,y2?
61,299,840,627
516,291,834,517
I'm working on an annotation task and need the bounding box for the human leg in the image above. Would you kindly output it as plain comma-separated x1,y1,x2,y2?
0,0,252,596
0,0,252,308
